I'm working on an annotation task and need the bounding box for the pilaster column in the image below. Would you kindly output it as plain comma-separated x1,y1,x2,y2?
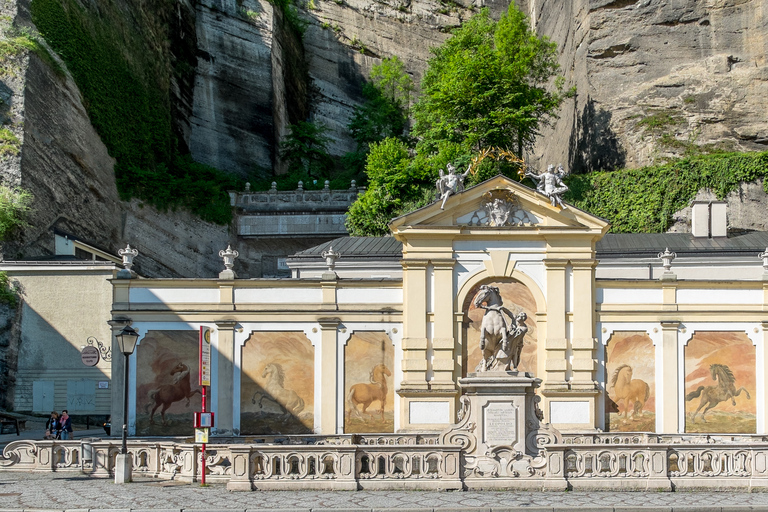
399,260,429,391
759,321,768,434
659,320,681,433
570,260,598,392
318,318,340,434
321,272,338,311
543,259,568,391
431,259,457,392
214,320,237,436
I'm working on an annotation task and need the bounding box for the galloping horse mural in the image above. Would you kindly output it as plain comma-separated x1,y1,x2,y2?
145,362,202,426
687,363,751,423
251,362,305,419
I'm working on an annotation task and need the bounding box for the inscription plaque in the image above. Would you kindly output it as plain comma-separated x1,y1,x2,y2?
483,402,517,446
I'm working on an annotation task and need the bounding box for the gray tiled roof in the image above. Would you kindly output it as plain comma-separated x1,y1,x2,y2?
291,231,768,260
596,231,768,257
289,236,403,260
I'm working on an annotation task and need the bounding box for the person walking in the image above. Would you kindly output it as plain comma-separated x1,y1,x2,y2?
44,411,59,440
59,410,73,440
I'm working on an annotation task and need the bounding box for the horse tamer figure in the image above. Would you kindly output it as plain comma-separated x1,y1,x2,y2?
473,285,528,372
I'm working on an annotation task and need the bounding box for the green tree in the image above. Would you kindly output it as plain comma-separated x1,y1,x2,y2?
348,84,408,150
0,186,31,241
370,56,414,110
280,121,333,178
412,5,569,157
346,138,428,236
345,57,414,176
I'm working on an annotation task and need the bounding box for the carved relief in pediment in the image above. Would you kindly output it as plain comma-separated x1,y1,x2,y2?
457,190,540,227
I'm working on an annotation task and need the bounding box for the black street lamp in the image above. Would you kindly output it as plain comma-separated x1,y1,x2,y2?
115,324,139,483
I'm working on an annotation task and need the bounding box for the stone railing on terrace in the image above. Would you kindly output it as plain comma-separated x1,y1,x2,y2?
230,181,364,237
4,431,768,491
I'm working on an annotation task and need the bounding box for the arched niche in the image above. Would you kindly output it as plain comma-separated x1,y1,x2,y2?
461,279,538,377
603,331,656,433
240,331,315,435
135,330,201,436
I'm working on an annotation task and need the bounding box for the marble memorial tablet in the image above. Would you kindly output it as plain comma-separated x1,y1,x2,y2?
483,402,517,446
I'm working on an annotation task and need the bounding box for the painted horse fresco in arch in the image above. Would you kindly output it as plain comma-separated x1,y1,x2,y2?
145,362,202,425
346,363,391,419
610,364,650,420
251,362,305,419
686,363,751,422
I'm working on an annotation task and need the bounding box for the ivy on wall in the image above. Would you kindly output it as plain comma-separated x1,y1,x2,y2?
565,151,768,233
30,0,241,224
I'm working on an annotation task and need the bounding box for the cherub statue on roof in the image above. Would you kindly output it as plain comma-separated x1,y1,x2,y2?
525,163,569,209
436,163,472,210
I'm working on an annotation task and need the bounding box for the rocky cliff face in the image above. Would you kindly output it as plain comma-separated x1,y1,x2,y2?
527,0,768,172
1,0,766,277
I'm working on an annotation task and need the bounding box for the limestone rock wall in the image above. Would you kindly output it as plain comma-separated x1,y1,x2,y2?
528,0,768,173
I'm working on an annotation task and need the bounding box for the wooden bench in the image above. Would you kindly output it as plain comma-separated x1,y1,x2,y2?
0,415,25,435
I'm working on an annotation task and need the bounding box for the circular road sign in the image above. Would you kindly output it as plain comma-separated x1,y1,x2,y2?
81,346,100,367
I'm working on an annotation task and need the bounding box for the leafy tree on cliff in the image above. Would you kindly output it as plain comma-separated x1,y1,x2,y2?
345,57,414,175
280,121,333,178
412,5,570,157
347,5,570,235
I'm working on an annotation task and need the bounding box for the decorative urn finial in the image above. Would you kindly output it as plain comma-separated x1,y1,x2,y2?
219,245,239,271
118,244,138,271
321,246,340,272
658,247,677,273
759,247,768,272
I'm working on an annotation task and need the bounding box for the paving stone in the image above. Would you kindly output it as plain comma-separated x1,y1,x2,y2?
183,508,245,512
616,507,673,512
312,509,371,512
492,508,554,512
132,510,181,512
249,509,312,512
722,507,768,512
373,508,432,512
436,508,490,512
184,510,245,512
312,509,372,512
554,508,612,512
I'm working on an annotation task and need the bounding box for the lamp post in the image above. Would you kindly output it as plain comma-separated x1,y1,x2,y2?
115,325,139,484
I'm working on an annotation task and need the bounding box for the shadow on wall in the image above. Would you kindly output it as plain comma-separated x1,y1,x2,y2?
568,99,626,173
240,331,314,435
14,304,110,413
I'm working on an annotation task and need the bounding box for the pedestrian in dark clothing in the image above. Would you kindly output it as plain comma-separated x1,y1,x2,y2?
44,412,59,440
60,410,73,440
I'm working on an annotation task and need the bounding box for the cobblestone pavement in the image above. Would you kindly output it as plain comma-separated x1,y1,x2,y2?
1,472,768,512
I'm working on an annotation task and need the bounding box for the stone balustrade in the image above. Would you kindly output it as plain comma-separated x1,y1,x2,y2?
4,433,768,490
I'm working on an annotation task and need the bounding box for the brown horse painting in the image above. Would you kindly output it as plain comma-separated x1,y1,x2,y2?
610,364,650,420
346,363,391,419
145,362,202,425
686,363,751,422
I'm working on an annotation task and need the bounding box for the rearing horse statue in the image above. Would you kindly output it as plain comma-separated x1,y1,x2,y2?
473,285,517,372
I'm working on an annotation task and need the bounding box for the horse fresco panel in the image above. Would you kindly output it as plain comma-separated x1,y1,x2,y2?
135,330,202,436
465,281,537,376
605,332,655,432
685,331,755,434
240,332,314,435
344,332,395,433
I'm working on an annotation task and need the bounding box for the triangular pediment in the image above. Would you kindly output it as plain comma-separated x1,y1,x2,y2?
389,175,610,235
